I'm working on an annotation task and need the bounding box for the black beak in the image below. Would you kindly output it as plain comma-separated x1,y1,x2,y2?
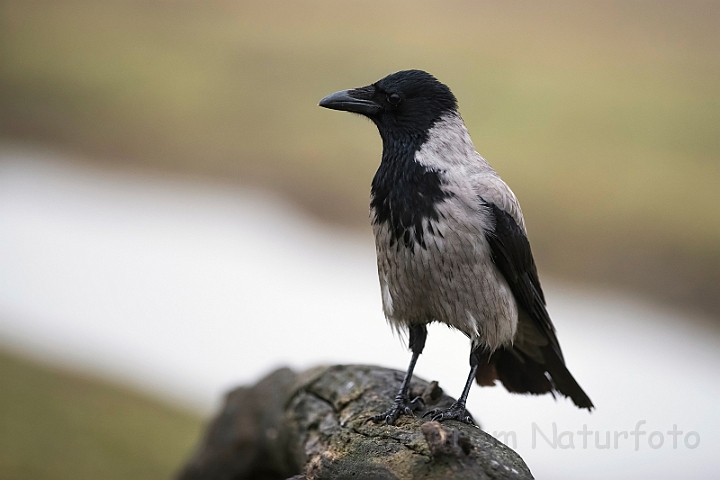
318,87,381,116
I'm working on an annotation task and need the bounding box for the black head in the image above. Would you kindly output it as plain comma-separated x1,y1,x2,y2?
319,70,458,141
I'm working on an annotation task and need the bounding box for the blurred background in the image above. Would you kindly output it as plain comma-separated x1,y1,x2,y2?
0,0,719,478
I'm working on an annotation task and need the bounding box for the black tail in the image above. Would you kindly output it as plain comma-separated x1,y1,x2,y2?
476,345,594,410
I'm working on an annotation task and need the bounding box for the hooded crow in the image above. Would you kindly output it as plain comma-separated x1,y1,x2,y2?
319,70,593,425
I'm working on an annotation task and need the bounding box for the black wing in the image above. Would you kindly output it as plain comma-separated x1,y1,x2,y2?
480,198,593,410
482,201,562,360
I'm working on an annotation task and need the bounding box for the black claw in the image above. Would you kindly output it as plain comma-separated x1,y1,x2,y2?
421,403,475,425
367,394,424,425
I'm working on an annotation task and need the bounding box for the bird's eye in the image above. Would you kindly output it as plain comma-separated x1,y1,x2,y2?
387,93,401,106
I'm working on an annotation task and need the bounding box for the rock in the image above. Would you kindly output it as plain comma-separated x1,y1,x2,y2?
177,365,533,480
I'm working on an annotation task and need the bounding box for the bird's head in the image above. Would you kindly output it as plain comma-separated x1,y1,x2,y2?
319,70,458,143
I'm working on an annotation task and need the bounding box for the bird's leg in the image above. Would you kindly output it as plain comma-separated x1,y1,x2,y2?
368,324,427,425
423,345,487,425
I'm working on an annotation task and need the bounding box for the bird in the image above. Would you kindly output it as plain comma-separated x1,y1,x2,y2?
319,69,593,425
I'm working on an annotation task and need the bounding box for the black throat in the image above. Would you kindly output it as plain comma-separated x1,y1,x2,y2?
370,131,450,251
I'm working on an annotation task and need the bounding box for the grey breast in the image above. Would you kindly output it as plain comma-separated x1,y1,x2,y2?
372,114,520,350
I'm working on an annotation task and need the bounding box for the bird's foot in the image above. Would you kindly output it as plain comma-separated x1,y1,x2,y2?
367,393,425,425
423,402,476,425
